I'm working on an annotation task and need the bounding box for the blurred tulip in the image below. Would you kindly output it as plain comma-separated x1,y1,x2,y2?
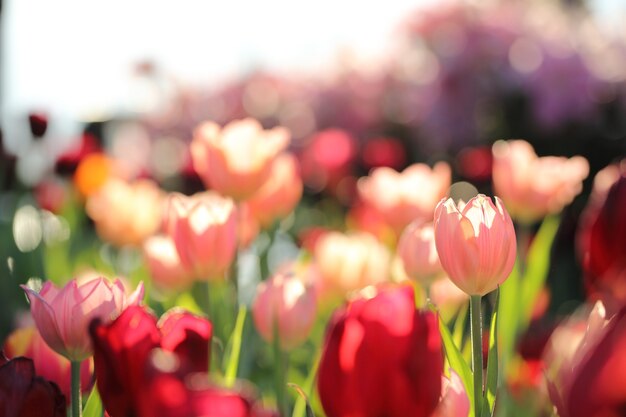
547,301,626,417
299,129,357,194
361,137,406,170
578,164,626,304
429,277,469,316
3,326,92,404
314,231,391,300
433,195,516,296
143,235,194,291
317,285,442,417
191,118,290,200
432,370,470,417
397,220,443,285
0,355,66,417
90,305,212,417
237,203,260,249
73,153,113,197
164,192,238,280
244,153,303,228
492,140,589,224
252,269,317,350
357,162,451,235
21,277,144,361
86,178,163,247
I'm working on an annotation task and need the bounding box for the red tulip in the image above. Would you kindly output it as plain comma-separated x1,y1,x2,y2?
578,165,626,303
317,285,443,417
0,354,66,417
90,306,212,417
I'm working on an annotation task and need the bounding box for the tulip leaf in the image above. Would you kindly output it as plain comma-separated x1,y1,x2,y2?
438,312,474,414
482,288,499,417
497,262,520,366
520,215,560,328
289,383,315,417
292,347,322,417
83,387,104,417
223,305,247,387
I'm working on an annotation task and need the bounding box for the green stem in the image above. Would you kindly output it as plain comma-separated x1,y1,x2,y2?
470,295,483,417
224,305,247,386
273,329,288,417
71,360,82,417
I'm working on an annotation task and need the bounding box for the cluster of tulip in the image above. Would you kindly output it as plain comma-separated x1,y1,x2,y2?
2,112,626,417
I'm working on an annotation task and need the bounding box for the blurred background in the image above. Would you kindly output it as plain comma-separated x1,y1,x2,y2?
1,0,626,335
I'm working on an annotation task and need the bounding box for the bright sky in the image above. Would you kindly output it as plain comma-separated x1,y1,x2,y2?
2,0,624,126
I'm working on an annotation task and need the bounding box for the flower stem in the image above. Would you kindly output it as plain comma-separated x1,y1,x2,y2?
71,360,82,417
470,295,483,417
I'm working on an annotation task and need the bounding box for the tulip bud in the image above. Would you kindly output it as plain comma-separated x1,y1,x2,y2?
433,195,516,296
21,277,144,361
252,269,317,350
164,192,238,281
191,118,290,201
143,235,194,291
397,221,443,285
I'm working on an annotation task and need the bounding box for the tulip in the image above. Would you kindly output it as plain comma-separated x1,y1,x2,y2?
191,118,290,201
21,277,144,361
314,231,391,301
0,355,66,417
577,164,626,304
546,301,626,417
244,153,303,228
432,370,470,417
317,285,443,417
165,192,238,280
143,235,194,291
3,325,93,404
85,178,163,247
433,195,516,296
90,305,212,417
252,269,317,350
397,220,444,286
357,162,451,235
492,140,589,224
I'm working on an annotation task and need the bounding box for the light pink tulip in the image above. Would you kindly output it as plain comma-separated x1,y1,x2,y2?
492,140,589,223
191,118,290,201
314,231,391,300
432,370,470,417
429,277,469,314
143,235,194,291
21,277,144,361
245,153,303,228
85,178,163,247
357,162,451,235
397,221,443,285
433,195,517,296
252,268,317,350
165,192,238,280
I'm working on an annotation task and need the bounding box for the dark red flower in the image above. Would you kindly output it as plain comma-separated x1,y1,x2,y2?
317,285,443,417
578,166,626,303
90,306,212,417
0,353,66,417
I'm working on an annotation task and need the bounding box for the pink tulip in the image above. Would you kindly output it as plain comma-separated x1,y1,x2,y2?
492,140,589,223
191,118,290,201
252,268,317,350
164,192,238,281
357,162,451,235
433,195,516,296
397,221,443,285
432,370,470,417
21,277,144,361
314,231,391,300
143,235,194,291
245,153,303,228
85,178,164,247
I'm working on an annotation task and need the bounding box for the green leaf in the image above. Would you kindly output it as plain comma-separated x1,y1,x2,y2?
289,383,316,417
292,348,322,417
497,262,520,365
482,288,499,417
82,387,104,417
452,302,468,350
520,215,560,329
223,305,247,387
438,311,474,414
